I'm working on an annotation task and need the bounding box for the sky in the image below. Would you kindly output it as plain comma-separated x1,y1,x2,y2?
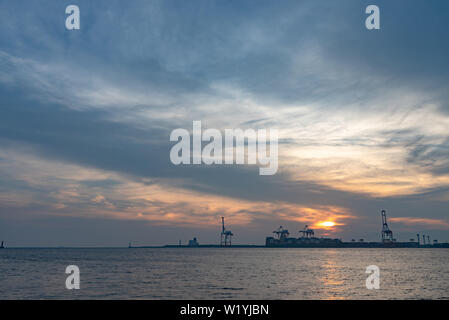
1,0,449,246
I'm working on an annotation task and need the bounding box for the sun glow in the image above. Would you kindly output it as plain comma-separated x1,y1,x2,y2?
316,221,336,228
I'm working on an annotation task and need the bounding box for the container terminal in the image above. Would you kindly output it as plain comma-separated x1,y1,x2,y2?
264,210,440,248
129,210,449,248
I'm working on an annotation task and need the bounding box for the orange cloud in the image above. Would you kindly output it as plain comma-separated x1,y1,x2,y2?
390,217,449,229
0,149,357,233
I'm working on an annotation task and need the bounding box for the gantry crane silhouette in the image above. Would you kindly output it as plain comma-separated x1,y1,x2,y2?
220,217,233,246
381,210,394,242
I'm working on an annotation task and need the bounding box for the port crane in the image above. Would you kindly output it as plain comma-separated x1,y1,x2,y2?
220,217,233,246
381,210,394,242
299,225,314,238
273,226,289,240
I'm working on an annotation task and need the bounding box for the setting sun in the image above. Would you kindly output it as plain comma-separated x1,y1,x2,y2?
317,221,336,227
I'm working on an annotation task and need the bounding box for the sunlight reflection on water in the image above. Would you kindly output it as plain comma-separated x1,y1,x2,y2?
0,248,448,299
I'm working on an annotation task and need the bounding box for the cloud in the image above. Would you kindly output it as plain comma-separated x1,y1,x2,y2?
1,0,449,244
390,217,449,230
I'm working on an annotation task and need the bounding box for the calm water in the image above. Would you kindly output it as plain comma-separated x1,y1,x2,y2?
0,248,448,299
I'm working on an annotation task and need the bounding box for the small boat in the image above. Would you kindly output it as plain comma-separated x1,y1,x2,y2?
0,241,5,249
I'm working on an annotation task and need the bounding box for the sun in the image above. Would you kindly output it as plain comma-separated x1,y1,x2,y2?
317,221,336,227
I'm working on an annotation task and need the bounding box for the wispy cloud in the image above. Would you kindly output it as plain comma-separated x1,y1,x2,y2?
390,217,449,230
1,0,449,244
